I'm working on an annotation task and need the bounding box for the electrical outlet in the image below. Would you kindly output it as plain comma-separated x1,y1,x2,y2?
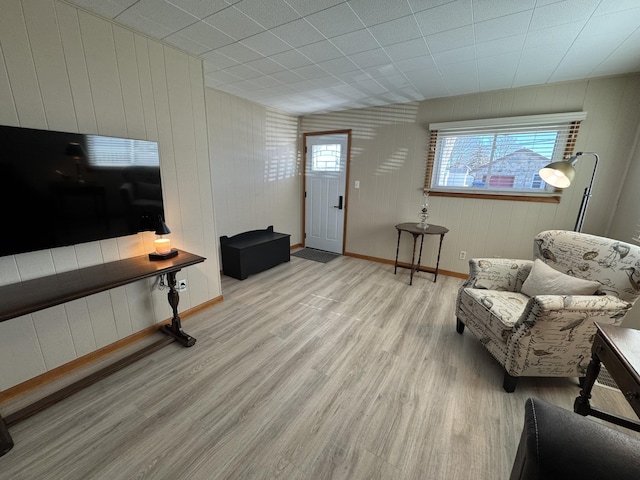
459,251,466,260
178,279,187,292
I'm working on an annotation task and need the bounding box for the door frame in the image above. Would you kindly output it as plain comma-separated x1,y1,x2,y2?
302,129,352,253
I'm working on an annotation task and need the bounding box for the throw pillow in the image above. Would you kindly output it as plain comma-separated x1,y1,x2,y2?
521,259,601,297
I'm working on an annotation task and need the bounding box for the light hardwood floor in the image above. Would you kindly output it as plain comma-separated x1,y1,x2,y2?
2,254,639,479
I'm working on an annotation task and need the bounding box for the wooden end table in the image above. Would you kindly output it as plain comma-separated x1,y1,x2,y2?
394,223,448,285
574,322,640,432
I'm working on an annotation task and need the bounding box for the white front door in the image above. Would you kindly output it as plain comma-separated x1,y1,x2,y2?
304,133,348,254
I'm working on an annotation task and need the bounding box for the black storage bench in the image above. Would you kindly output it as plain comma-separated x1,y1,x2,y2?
220,226,290,280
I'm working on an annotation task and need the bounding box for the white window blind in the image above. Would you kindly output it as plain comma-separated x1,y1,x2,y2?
425,112,587,195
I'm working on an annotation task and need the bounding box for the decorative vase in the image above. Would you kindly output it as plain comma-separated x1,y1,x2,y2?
417,192,429,229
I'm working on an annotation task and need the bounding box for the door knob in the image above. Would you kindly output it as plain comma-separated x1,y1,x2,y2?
333,195,343,210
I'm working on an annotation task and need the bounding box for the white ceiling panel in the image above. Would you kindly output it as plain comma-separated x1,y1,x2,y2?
270,19,325,48
234,0,300,29
202,7,265,40
65,0,640,115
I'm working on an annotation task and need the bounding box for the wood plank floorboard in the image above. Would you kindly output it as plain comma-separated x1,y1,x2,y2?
1,255,639,479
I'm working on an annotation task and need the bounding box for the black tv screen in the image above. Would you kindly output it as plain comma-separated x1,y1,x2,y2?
0,125,165,257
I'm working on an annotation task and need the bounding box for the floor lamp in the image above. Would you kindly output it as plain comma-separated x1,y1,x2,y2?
539,151,599,232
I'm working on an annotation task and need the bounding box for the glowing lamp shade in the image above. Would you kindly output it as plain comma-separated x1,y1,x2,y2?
154,238,171,254
538,161,576,189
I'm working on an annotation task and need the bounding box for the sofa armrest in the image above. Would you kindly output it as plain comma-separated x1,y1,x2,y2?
510,398,640,480
463,258,533,292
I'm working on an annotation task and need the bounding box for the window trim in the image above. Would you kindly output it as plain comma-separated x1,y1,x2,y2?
424,111,586,201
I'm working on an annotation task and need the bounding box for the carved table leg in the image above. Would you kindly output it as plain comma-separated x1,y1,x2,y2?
409,233,419,286
574,348,601,416
160,271,196,347
394,229,401,274
0,415,14,457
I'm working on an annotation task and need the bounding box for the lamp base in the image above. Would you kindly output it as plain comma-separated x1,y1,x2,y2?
148,249,179,261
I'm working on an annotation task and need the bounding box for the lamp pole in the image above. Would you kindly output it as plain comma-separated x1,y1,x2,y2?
573,152,599,232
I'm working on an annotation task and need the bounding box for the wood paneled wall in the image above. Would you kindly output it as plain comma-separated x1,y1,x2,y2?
300,75,640,281
205,89,301,246
0,0,220,391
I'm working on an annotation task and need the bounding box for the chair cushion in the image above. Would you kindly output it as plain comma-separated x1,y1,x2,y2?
521,259,601,297
460,288,530,341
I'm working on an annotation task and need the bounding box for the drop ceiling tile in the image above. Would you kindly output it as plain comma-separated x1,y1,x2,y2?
178,21,235,50
384,38,429,62
68,0,135,18
297,40,344,63
241,31,291,56
474,11,534,43
425,25,475,53
350,48,392,69
234,0,300,28
414,0,472,35
224,64,263,80
270,19,325,47
330,29,380,55
335,69,374,83
268,49,314,68
432,45,475,66
475,36,525,59
594,0,640,15
365,63,402,79
348,0,413,27
244,57,287,75
368,15,423,46
201,50,240,70
167,0,229,19
115,12,175,39
214,42,264,63
395,55,437,73
290,64,331,80
310,76,344,88
117,0,198,32
317,57,360,74
512,47,564,86
203,7,265,40
305,3,366,38
283,0,345,16
529,0,600,31
248,75,283,88
477,53,519,90
471,0,535,22
270,70,306,84
205,69,243,84
523,21,584,49
163,32,209,55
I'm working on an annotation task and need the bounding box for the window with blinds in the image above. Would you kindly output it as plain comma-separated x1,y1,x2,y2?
424,112,586,198
86,135,160,167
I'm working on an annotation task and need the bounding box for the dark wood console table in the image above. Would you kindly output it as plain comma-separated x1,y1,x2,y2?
394,223,448,285
574,323,640,432
0,249,205,456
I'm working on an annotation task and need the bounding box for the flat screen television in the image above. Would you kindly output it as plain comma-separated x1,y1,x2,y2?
0,125,165,257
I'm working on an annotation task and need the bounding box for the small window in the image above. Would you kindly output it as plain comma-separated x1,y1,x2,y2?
425,112,586,198
312,144,341,172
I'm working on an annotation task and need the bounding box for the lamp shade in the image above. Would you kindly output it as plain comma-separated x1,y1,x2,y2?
155,215,171,235
539,161,576,188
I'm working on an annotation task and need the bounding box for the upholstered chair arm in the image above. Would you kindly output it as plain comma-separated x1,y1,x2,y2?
463,258,534,292
505,294,632,377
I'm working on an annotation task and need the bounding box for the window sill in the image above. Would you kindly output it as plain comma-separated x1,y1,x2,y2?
429,190,561,203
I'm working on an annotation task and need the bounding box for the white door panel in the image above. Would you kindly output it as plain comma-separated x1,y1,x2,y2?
305,133,348,254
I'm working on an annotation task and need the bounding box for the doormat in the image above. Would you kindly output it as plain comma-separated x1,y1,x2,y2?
291,248,340,264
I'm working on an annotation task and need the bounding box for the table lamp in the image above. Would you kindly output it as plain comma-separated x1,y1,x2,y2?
149,215,178,260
